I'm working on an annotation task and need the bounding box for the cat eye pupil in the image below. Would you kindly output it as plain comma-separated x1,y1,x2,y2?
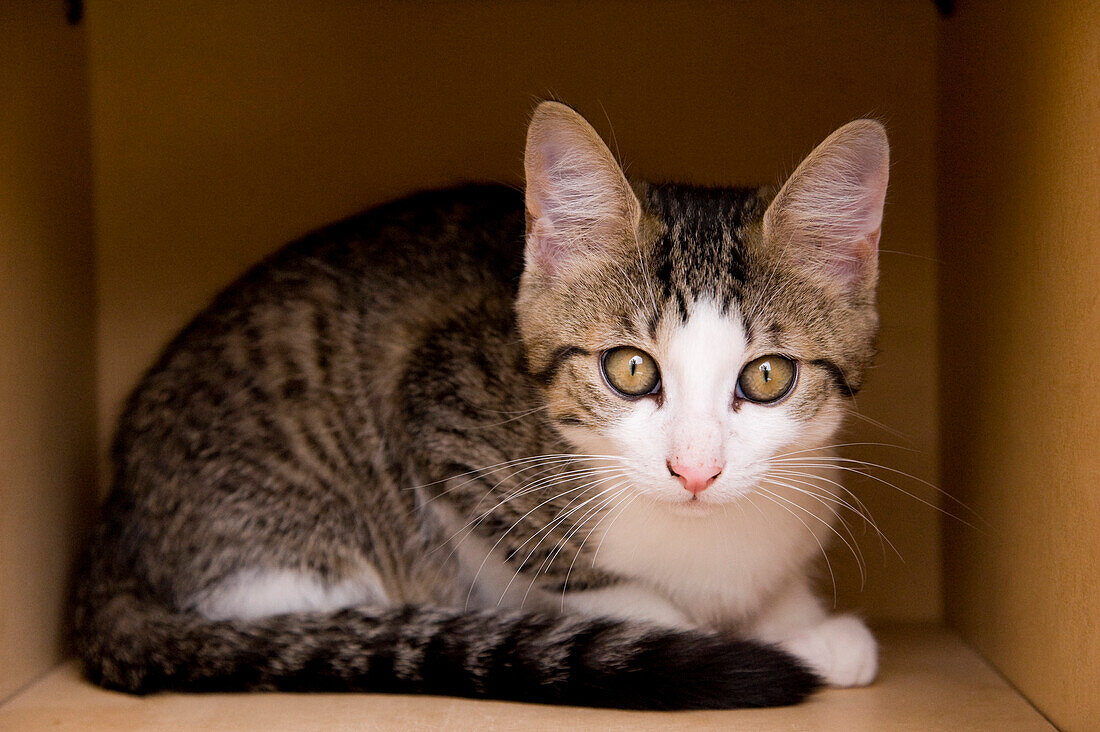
629,356,642,376
738,355,796,404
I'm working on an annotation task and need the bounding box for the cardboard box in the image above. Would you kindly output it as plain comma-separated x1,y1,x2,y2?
1,2,1094,728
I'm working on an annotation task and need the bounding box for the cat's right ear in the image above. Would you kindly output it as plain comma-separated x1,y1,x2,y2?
524,102,641,280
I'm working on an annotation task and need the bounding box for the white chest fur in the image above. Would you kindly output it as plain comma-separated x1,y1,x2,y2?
588,490,836,629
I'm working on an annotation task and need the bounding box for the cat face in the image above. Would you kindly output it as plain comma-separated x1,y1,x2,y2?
518,102,887,511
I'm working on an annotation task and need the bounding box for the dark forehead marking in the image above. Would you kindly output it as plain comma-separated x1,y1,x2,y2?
644,183,764,319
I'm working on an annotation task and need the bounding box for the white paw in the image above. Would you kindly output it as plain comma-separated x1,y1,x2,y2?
780,614,878,687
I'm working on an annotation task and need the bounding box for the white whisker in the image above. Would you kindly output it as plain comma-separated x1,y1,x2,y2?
445,465,631,551
766,457,987,530
497,479,630,608
766,468,901,563
589,491,643,566
462,470,629,609
557,485,636,611
766,442,916,461
407,452,629,493
754,486,839,608
760,477,867,587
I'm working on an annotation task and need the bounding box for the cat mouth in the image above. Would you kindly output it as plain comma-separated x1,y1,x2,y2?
662,494,722,515
649,481,759,514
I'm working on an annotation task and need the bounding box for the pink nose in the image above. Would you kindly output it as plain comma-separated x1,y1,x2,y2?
667,461,723,495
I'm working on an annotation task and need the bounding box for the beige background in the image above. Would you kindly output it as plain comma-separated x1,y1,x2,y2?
0,3,97,701
5,1,1097,728
938,2,1100,729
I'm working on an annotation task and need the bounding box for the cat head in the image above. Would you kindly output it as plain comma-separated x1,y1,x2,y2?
517,101,888,511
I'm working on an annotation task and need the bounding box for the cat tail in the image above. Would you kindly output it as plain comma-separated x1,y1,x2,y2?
74,590,820,709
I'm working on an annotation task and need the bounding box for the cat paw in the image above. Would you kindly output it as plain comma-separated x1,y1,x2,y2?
780,614,878,687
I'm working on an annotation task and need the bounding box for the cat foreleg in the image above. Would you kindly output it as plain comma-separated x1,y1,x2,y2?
748,578,878,687
563,582,693,629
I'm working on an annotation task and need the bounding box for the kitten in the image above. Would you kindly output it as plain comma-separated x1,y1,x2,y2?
74,102,888,709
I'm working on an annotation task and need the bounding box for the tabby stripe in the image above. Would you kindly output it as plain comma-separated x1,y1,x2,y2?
529,346,590,385
312,308,334,378
809,358,857,397
297,415,346,481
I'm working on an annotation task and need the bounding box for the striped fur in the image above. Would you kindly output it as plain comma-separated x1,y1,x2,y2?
75,104,889,707
78,590,815,708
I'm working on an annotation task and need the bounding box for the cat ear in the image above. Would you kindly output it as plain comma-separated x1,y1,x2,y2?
524,102,641,279
763,120,889,297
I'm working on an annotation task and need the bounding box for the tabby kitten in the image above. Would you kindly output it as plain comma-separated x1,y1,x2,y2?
74,102,888,710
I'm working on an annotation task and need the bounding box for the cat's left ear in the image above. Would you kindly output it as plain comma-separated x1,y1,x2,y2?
763,120,889,299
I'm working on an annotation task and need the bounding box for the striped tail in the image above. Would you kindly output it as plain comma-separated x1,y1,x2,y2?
75,593,820,710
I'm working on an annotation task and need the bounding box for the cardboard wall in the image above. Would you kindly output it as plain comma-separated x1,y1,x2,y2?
85,0,942,623
7,1,1100,722
939,3,1100,729
0,3,97,701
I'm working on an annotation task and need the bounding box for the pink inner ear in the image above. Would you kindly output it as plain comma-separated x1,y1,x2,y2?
525,133,573,224
527,137,630,236
765,120,889,291
526,216,569,278
831,227,880,286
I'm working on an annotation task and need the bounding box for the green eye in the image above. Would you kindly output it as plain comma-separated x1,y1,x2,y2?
601,347,661,397
737,355,797,403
